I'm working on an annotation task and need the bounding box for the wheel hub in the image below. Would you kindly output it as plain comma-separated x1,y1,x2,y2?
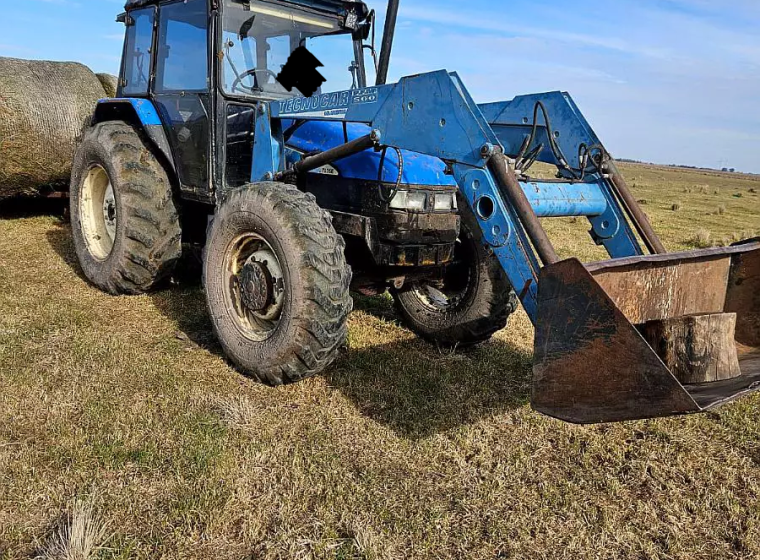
102,183,117,240
239,258,272,312
226,237,286,342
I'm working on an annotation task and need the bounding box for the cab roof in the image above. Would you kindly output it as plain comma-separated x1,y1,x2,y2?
124,0,367,17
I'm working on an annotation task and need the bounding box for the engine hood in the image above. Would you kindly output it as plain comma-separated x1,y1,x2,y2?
284,120,457,187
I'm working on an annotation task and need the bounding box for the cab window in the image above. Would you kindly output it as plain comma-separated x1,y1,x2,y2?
221,0,345,99
156,0,209,92
122,7,155,96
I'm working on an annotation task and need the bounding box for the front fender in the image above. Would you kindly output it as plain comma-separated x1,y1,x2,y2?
92,98,176,178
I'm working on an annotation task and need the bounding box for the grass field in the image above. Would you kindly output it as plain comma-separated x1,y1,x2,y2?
0,163,758,559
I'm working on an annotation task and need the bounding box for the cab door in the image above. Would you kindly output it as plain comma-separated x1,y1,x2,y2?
153,0,212,199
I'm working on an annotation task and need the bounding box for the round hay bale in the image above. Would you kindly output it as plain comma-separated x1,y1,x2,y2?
96,73,119,98
0,57,107,198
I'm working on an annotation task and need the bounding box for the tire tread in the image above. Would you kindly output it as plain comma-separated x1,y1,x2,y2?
207,182,352,385
71,121,182,295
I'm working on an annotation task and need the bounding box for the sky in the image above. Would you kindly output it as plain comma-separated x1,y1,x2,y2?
1,0,759,173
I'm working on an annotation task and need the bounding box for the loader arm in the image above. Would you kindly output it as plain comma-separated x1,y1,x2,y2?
254,70,645,319
250,70,760,424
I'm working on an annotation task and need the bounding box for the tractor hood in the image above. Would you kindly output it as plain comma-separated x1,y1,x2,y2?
284,120,457,187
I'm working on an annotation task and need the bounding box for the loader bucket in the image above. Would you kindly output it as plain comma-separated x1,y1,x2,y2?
532,241,760,424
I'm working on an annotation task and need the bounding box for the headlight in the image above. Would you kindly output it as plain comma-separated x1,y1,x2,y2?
388,190,456,212
389,191,427,211
389,191,407,210
432,193,457,211
406,192,427,211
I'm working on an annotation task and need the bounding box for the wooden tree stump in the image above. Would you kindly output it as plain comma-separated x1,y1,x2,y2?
640,313,741,384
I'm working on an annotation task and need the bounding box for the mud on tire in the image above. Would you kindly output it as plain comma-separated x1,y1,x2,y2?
70,121,181,294
203,182,353,385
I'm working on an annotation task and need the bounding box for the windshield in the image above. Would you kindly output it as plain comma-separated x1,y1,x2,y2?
222,0,355,99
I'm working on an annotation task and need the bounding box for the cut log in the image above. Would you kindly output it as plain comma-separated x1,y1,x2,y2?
640,313,741,384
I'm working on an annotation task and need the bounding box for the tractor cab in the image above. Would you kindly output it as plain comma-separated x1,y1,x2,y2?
122,0,371,96
116,0,375,196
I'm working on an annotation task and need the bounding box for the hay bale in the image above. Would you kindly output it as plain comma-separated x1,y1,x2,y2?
0,57,107,198
96,73,118,98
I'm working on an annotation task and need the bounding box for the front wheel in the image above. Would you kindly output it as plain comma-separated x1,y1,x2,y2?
203,183,353,385
393,203,518,347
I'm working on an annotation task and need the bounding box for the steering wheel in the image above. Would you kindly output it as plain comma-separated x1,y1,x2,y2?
231,68,279,94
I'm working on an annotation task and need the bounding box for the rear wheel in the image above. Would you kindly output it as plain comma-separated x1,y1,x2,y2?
204,183,352,385
393,203,517,347
70,121,181,294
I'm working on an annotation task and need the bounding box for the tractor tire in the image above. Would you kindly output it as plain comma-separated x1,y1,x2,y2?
393,201,518,348
203,183,353,385
70,121,182,295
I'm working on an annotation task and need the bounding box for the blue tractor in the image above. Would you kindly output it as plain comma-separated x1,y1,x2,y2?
70,0,760,423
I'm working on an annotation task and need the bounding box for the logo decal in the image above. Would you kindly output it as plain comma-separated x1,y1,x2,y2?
311,165,340,176
278,87,380,118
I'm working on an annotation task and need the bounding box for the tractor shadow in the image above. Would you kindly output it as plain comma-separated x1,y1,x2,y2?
156,284,533,438
149,285,533,438
150,284,222,354
43,220,533,439
0,196,67,219
329,295,534,438
328,340,533,438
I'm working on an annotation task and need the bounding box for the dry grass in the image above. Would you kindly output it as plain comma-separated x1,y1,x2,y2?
689,227,714,249
36,499,110,560
0,165,758,559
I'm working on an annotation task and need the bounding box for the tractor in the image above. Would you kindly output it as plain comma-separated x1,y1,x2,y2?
70,0,760,424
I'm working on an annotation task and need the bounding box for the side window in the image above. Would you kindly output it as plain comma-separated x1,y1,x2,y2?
156,0,209,92
122,8,154,96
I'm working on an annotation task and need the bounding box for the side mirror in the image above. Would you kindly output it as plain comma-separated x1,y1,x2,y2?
239,15,255,40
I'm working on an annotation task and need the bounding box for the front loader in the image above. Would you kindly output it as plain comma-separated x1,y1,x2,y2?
69,0,760,424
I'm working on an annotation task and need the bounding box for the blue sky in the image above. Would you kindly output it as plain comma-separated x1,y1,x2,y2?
2,0,759,173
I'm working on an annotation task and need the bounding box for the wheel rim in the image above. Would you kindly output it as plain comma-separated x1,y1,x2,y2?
223,233,286,342
79,165,117,261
